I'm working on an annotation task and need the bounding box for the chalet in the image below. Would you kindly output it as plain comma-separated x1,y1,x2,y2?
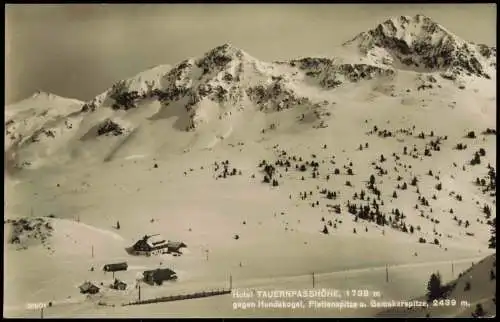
103,262,128,272
128,234,169,256
79,281,100,294
143,268,178,285
110,279,127,291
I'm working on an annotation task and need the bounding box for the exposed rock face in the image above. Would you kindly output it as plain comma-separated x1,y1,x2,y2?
81,101,97,113
109,82,141,110
291,57,396,89
334,64,396,82
247,76,311,111
196,43,244,74
97,119,127,136
29,128,56,143
343,14,496,79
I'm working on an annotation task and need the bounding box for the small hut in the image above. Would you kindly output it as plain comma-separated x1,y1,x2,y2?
143,268,177,285
79,281,100,294
110,279,127,291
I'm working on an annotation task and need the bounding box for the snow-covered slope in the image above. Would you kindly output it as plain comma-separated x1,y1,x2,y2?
5,91,86,170
4,216,129,309
5,91,84,149
375,253,496,318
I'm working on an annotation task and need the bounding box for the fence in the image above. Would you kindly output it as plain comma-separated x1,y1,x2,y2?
123,288,231,306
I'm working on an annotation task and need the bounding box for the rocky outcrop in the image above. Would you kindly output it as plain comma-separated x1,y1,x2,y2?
291,57,395,89
97,119,127,136
29,128,56,143
195,43,244,74
246,76,311,112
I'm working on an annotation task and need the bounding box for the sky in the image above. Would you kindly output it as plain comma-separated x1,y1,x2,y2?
5,3,496,105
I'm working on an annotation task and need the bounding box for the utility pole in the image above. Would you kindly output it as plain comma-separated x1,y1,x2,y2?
385,265,389,283
138,281,141,301
452,262,454,277
229,274,233,290
91,245,94,258
312,272,315,288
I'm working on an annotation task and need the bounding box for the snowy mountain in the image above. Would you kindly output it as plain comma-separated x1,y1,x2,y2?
343,14,496,79
81,43,326,126
5,15,496,171
4,43,401,169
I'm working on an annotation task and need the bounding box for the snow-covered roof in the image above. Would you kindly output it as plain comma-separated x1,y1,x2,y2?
166,241,187,249
146,234,167,249
143,268,176,276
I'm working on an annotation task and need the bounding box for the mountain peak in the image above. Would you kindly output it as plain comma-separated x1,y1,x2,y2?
343,14,495,78
191,42,255,77
215,42,236,50
344,14,457,52
31,90,57,99
212,42,241,53
26,90,85,105
389,14,435,26
201,42,249,62
374,14,452,41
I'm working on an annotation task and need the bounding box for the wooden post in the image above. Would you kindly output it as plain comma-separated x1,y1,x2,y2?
452,262,454,277
312,272,315,288
112,271,115,280
138,282,141,301
92,245,94,258
229,274,233,290
386,265,389,283
40,307,44,319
